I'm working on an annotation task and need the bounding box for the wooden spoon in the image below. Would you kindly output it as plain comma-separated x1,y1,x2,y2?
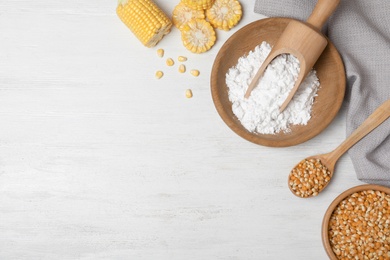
288,99,390,198
245,0,340,112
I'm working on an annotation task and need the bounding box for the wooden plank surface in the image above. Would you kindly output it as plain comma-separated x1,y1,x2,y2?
0,0,362,259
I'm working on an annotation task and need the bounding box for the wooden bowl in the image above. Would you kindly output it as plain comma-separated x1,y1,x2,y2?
322,184,390,259
210,18,346,147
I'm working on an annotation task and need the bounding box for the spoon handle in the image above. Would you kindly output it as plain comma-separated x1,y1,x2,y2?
307,0,341,30
328,99,390,163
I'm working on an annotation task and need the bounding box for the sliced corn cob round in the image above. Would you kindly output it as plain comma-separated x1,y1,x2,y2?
116,0,172,48
206,0,242,31
172,2,205,30
181,19,216,53
181,0,216,10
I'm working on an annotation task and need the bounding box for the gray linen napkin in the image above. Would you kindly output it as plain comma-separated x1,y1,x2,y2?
254,0,390,186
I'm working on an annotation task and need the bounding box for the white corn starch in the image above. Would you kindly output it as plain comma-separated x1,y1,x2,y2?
226,41,320,134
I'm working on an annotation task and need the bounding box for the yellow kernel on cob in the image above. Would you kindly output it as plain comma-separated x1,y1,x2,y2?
172,2,205,30
185,89,193,98
157,48,164,57
190,69,200,77
181,19,216,53
206,0,242,31
178,64,186,73
155,70,164,79
178,56,188,62
166,58,174,66
181,0,216,10
116,0,172,48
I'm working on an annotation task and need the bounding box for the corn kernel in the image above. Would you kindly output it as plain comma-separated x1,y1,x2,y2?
157,49,164,58
178,56,187,62
155,70,164,79
190,69,200,77
185,89,193,98
178,64,186,73
166,58,174,66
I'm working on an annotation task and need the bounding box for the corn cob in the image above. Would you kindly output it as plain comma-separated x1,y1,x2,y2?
206,0,242,31
116,0,172,47
181,19,216,53
172,2,205,30
181,0,216,10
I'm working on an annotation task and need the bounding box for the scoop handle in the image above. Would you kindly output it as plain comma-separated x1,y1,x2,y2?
306,0,340,30
328,99,390,164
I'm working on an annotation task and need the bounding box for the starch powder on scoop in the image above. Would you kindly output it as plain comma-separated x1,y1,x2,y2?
226,41,320,134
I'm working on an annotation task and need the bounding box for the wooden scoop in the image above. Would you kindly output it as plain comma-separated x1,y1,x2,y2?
245,0,341,112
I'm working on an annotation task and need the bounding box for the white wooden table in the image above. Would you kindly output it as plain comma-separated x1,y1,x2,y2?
0,1,363,259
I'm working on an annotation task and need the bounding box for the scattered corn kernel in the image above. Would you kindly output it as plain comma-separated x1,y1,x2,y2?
166,58,174,66
181,0,216,10
155,70,164,79
157,49,164,58
178,56,187,62
206,0,242,31
181,19,216,53
190,69,200,77
116,0,172,48
172,2,205,30
185,89,193,98
178,64,186,73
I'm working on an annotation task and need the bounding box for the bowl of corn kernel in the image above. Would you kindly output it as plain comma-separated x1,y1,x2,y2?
322,184,390,259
